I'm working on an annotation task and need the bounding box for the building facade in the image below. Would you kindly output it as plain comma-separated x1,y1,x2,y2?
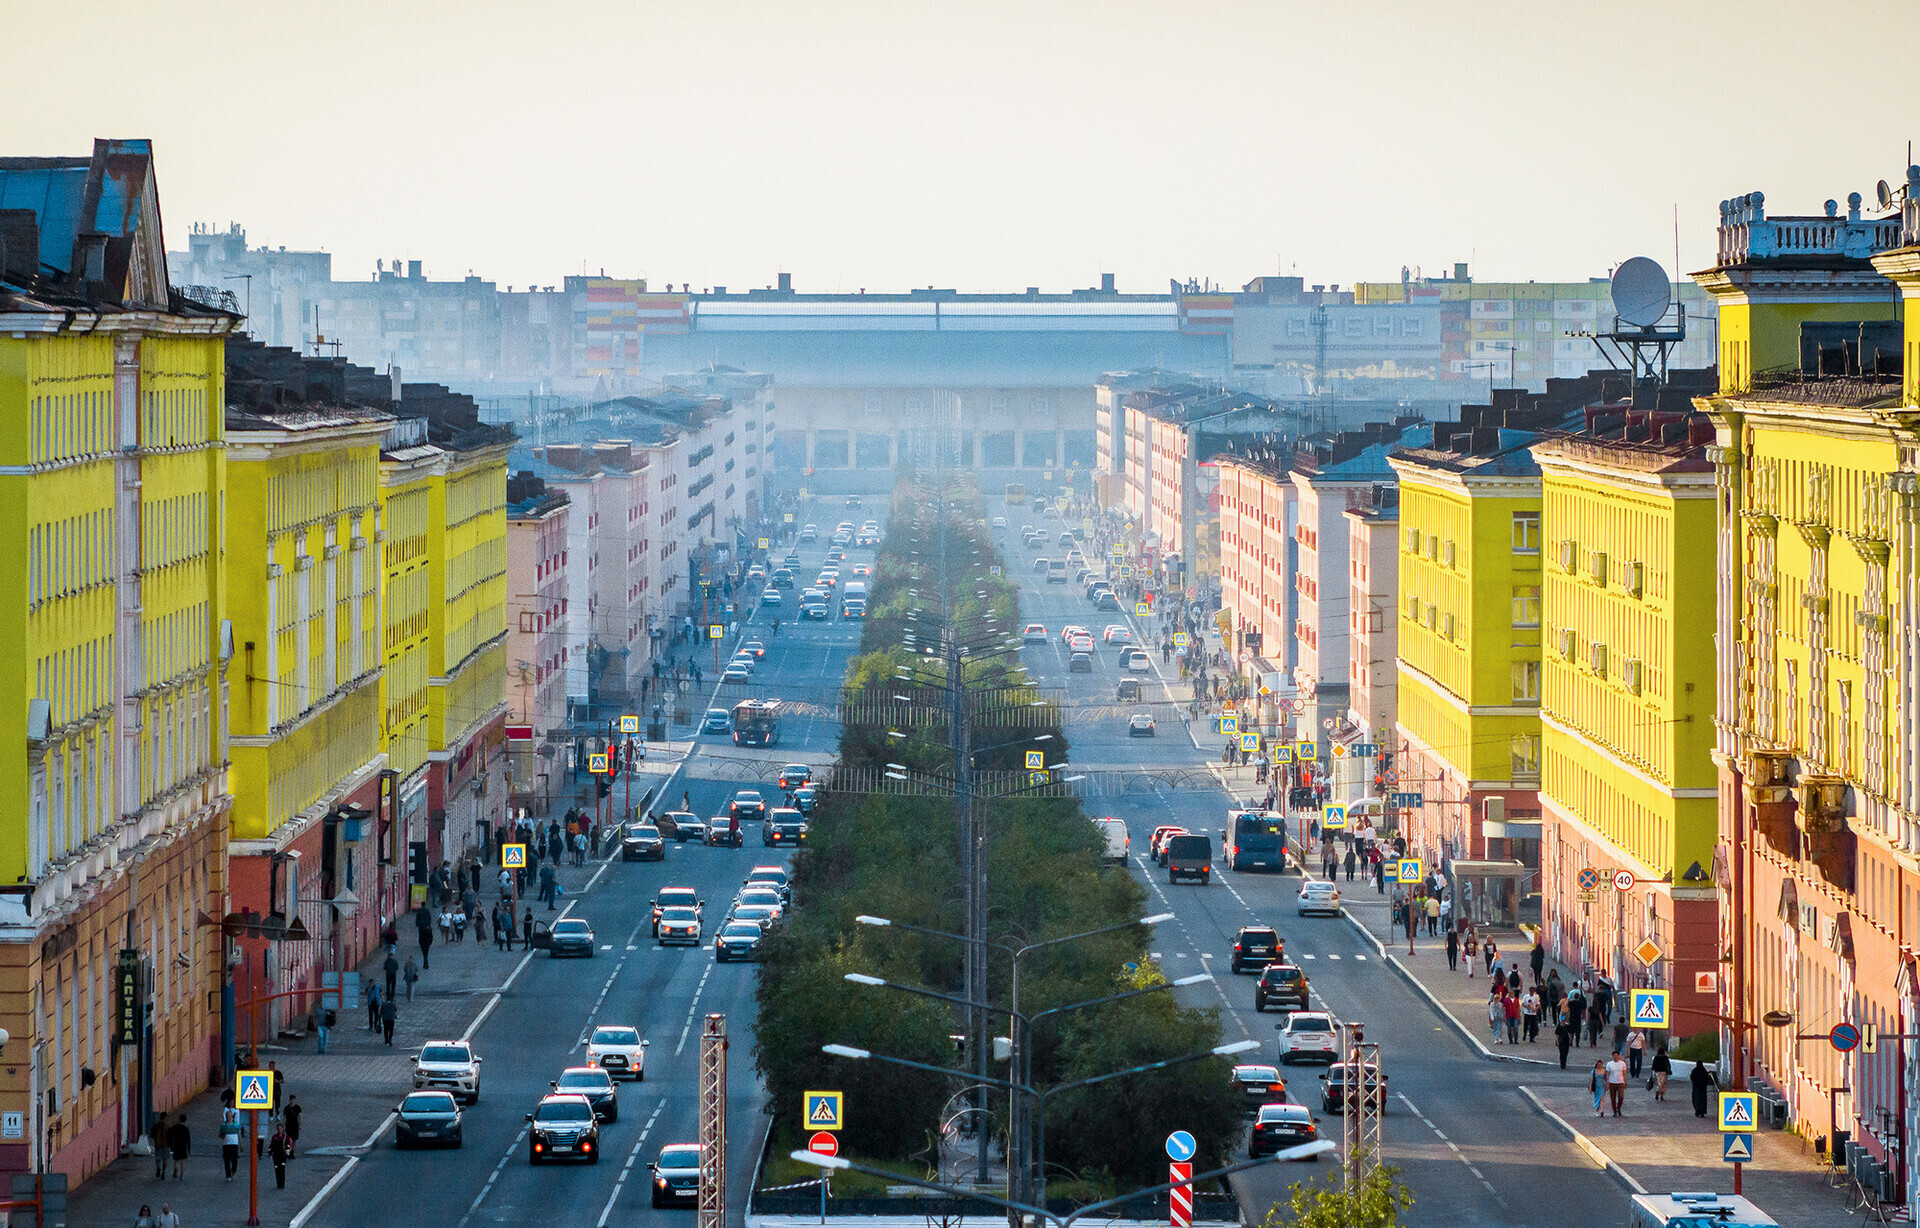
505,473,570,808
1342,487,1401,802
0,139,240,1181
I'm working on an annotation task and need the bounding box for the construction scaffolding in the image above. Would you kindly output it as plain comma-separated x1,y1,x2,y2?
698,1013,728,1228
1340,1022,1384,1191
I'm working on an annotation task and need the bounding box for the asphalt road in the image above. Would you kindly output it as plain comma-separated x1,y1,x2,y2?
994,495,1628,1228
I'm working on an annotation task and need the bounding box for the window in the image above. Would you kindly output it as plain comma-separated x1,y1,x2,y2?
1589,641,1609,679
1512,512,1540,553
1512,660,1540,702
1511,585,1541,628
1511,734,1541,777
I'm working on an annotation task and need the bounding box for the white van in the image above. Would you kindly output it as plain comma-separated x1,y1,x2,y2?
842,581,868,601
1092,817,1130,862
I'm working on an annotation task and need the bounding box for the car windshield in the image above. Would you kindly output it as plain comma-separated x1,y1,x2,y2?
658,1147,701,1170
536,1100,594,1123
662,908,699,922
403,1092,456,1113
626,825,657,838
420,1046,470,1064
1290,1016,1334,1032
554,920,591,936
723,923,762,938
591,1028,640,1046
559,1070,612,1090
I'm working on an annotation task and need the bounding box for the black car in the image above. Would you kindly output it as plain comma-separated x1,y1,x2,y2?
527,1094,600,1164
552,1067,618,1122
1318,1062,1387,1114
1253,963,1309,1012
1230,1064,1287,1116
763,809,807,846
730,791,768,822
395,1090,463,1149
543,917,596,958
651,1144,702,1206
714,920,765,962
621,823,666,862
1249,1103,1319,1158
1231,926,1282,973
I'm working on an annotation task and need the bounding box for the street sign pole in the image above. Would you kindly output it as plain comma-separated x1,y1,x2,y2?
247,1108,259,1226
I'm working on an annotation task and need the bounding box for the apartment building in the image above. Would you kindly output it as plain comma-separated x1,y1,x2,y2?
0,139,241,1180
1342,486,1401,802
1215,445,1298,704
505,473,571,803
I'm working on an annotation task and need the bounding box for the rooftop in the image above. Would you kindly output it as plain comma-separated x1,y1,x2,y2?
1712,185,1906,269
506,471,570,518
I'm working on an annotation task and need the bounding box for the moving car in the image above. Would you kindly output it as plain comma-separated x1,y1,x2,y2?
1095,591,1122,612
1166,833,1213,884
665,814,708,843
651,887,703,934
841,598,867,619
1092,816,1129,862
1254,964,1310,1013
552,1067,619,1122
1319,1062,1387,1113
852,563,873,576
1068,651,1093,673
650,1144,702,1207
1297,881,1343,917
1231,1065,1287,1115
735,886,787,917
1116,678,1142,701
1148,825,1187,864
1249,1103,1319,1158
1046,560,1068,583
1103,625,1134,644
1121,647,1152,673
704,815,743,848
1128,711,1155,736
1023,623,1048,643
701,708,732,734
715,920,765,962
771,568,795,588
395,1090,463,1149
745,865,791,900
546,917,596,958
585,1025,648,1081
1032,557,1052,574
763,808,807,846
620,822,665,862
730,791,768,821
799,524,817,541
527,1094,599,1164
1230,926,1281,973
411,1040,482,1103
778,764,812,790
729,903,780,930
746,564,766,580
721,662,751,684
991,516,1007,528
760,588,784,608
656,907,703,947
1276,1011,1338,1064
802,599,829,620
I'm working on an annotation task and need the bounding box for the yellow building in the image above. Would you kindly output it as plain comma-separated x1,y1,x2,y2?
1693,185,1915,1181
223,340,394,1033
0,140,240,1181
378,420,438,882
1532,408,1720,1029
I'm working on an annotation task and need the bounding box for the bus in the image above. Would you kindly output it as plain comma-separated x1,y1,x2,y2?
1225,809,1287,872
732,699,781,747
1005,482,1026,505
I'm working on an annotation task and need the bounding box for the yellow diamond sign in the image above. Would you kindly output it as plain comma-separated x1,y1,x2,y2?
1634,938,1664,966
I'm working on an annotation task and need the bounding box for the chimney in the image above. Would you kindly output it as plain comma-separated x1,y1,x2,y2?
0,210,39,283
1101,273,1116,292
777,272,791,292
408,259,423,279
713,286,726,295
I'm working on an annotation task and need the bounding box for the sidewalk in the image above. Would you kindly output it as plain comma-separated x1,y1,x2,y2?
68,828,613,1228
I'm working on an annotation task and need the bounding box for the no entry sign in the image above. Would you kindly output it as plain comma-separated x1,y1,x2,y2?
808,1131,839,1157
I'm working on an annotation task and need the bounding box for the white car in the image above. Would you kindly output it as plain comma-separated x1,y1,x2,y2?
1128,712,1156,737
721,663,751,683
1023,624,1048,643
412,1040,483,1103
1123,648,1151,673
1103,625,1134,644
1297,881,1343,916
1277,1011,1339,1065
585,1025,649,1081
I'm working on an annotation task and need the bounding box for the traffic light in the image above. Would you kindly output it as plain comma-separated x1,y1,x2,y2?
596,775,611,798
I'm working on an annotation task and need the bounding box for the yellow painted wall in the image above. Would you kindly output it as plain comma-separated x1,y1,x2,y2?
379,467,435,785
1711,299,1895,394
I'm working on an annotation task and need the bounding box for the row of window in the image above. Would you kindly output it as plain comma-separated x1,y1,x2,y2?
30,509,114,604
29,386,115,466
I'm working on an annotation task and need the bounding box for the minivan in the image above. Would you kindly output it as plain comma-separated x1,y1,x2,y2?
1092,817,1129,862
842,581,868,601
1166,834,1213,884
1046,560,1068,584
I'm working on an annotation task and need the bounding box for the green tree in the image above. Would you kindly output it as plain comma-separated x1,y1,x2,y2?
1258,1160,1416,1228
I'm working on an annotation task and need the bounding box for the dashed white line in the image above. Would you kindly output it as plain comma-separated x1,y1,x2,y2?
674,963,716,1055
596,1099,666,1227
1400,1091,1502,1203
456,1124,533,1228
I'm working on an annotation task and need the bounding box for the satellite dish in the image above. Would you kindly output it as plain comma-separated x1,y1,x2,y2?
1878,179,1894,210
1611,257,1672,329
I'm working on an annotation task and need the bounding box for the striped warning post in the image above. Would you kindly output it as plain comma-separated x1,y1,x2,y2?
1169,1161,1193,1227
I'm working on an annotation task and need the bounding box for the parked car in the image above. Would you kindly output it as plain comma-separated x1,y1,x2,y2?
1276,1011,1338,1065
745,865,791,901
552,1067,619,1122
1297,881,1343,917
650,1144,702,1206
620,822,665,862
791,786,818,814
763,808,808,846
1231,1065,1287,1116
1254,964,1310,1013
411,1040,482,1103
1318,1062,1387,1114
527,1094,600,1164
663,813,707,842
704,816,742,847
395,1090,463,1149
1249,1102,1320,1158
1230,926,1281,973
585,1025,648,1081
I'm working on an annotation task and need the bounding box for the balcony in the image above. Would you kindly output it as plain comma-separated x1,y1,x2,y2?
1745,749,1799,859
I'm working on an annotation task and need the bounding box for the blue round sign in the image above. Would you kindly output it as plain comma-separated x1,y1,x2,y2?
1165,1130,1196,1161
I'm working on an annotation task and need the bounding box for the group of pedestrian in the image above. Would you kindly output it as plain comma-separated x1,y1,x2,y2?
154,1061,304,1198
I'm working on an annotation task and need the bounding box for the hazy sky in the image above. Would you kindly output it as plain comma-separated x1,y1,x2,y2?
13,1,1918,294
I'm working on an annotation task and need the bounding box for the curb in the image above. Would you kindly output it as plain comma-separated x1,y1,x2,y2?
1517,1085,1648,1196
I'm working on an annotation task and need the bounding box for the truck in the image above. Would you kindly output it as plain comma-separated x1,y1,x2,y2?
1628,1192,1779,1227
1223,809,1287,872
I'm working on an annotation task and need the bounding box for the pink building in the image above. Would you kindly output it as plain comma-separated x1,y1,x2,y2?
1214,452,1296,716
506,472,571,749
1341,487,1399,801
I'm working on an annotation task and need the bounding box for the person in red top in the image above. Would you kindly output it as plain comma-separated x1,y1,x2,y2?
1503,988,1522,1044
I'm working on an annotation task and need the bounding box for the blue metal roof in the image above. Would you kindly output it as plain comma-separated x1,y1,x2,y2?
0,161,88,274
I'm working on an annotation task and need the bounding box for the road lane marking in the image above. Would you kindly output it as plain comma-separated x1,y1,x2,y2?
1399,1091,1503,1204
455,1124,533,1228
674,963,717,1055
597,1099,667,1227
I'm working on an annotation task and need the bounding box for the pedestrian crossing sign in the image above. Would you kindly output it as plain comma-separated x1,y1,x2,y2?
804,1090,843,1131
1722,1132,1754,1162
1220,715,1238,734
502,843,527,870
620,714,640,734
236,1070,274,1111
1295,742,1315,761
1321,804,1347,831
1398,859,1422,883
1025,750,1046,770
1718,1091,1757,1133
1240,733,1260,753
588,752,609,775
1630,988,1670,1029
1174,632,1189,648
1274,747,1293,764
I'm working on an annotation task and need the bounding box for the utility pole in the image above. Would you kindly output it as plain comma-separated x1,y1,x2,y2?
698,1013,728,1228
1341,1022,1383,1192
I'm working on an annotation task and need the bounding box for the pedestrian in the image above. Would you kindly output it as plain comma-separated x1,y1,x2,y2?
1445,927,1459,971
437,905,453,944
150,1112,170,1179
1689,1060,1717,1118
494,903,510,950
523,906,535,949
268,1125,291,1189
367,982,381,1031
403,955,418,1001
135,1205,158,1228
269,1059,284,1122
1545,969,1565,1018
381,994,398,1046
167,1113,190,1178
1343,845,1357,882
1530,938,1546,983
1425,894,1441,936
1613,1017,1631,1055
1586,999,1606,1049
1521,987,1541,1043
1483,937,1499,976
1590,1059,1608,1116
1605,1051,1629,1116
311,1000,329,1054
1487,987,1504,1044
1651,1044,1672,1100
1462,930,1477,978
1627,1028,1646,1077
1556,1020,1574,1070
384,949,400,1001
1566,984,1586,1042
539,862,558,910
283,1096,302,1157
1508,967,1522,997
415,904,434,970
1504,989,1521,1044
220,1098,242,1181
155,1204,178,1228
